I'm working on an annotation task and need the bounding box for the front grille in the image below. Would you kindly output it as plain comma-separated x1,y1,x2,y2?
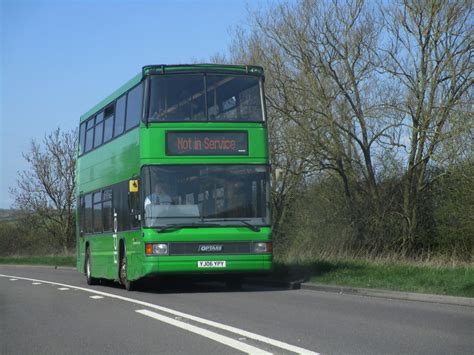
169,242,252,256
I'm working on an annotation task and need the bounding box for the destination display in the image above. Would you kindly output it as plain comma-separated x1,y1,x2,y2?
166,131,248,156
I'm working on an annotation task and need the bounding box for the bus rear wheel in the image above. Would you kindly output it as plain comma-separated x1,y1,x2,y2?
85,247,99,286
119,252,136,291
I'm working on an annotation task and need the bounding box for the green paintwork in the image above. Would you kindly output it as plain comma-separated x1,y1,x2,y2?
131,227,272,280
76,64,272,283
77,129,140,193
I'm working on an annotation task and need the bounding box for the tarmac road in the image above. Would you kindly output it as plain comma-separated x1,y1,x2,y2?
1,265,472,354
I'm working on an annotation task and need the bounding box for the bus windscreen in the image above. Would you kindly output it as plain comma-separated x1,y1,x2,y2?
143,164,270,227
148,74,263,122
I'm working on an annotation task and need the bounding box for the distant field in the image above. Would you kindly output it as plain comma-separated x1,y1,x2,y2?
274,259,474,298
0,256,75,267
0,208,21,222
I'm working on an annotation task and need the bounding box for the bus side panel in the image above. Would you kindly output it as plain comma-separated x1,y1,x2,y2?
77,130,140,195
98,232,115,280
76,129,140,280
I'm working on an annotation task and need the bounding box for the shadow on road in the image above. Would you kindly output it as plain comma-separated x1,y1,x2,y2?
96,260,364,294
99,276,294,294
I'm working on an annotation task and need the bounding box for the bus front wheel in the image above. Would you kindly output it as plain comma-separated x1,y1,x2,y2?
119,251,136,291
85,247,99,286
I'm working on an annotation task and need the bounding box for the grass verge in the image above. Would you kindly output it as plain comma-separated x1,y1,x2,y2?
0,256,75,267
273,259,474,298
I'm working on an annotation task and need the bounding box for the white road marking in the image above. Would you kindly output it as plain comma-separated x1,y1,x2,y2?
9,278,18,281
137,309,272,354
58,287,69,291
32,282,42,285
0,274,319,355
90,295,104,299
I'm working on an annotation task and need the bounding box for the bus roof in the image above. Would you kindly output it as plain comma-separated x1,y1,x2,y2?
80,64,264,122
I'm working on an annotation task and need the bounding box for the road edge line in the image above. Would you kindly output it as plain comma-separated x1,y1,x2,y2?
136,309,272,355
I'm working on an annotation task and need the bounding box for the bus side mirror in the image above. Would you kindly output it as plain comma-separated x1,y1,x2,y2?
129,180,139,192
128,179,141,224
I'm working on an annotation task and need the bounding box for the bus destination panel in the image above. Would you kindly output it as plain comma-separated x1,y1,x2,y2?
166,131,248,156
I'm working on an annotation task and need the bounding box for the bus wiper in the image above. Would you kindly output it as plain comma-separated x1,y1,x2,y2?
156,223,221,233
204,219,261,232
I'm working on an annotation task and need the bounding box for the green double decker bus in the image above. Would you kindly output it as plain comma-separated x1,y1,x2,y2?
76,64,272,290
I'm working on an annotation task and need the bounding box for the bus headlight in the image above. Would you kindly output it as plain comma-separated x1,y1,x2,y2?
145,243,168,256
253,242,272,253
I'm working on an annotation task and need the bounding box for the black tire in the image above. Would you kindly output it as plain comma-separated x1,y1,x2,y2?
119,250,136,291
85,247,99,286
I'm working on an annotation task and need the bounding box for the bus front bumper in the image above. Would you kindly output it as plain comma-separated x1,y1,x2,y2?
140,254,272,277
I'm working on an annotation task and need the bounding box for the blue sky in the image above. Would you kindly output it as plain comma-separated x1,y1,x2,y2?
1,0,265,208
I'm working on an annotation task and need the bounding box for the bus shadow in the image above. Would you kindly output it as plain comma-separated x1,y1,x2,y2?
106,276,296,294
99,259,359,294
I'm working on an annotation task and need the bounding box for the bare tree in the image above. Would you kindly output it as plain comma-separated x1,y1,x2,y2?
10,128,77,253
225,22,314,239
235,0,404,247
380,0,473,252
222,0,472,258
